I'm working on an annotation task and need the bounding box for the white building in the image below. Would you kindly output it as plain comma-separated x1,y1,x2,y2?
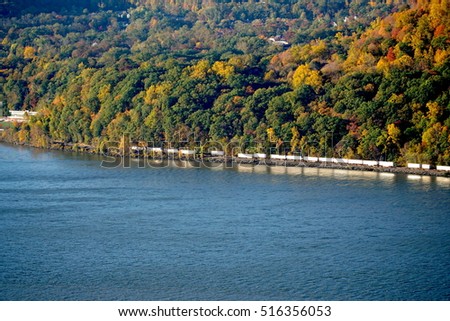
2,110,38,122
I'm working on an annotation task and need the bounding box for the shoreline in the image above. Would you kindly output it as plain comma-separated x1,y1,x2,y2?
2,140,449,178
207,157,450,177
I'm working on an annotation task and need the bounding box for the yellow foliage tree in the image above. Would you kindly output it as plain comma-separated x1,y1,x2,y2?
429,0,447,29
434,49,449,67
356,52,377,69
144,107,162,128
388,93,404,104
422,125,438,147
97,84,111,103
211,61,235,79
310,40,328,58
376,57,390,75
426,101,443,122
189,60,210,79
144,83,170,105
421,122,449,163
291,64,322,90
23,46,36,59
17,128,30,144
267,127,276,143
387,123,401,147
290,127,301,153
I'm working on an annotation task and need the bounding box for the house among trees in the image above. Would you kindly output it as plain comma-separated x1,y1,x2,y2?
1,111,38,123
268,36,290,47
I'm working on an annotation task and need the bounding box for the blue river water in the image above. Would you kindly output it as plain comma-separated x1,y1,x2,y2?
0,143,449,300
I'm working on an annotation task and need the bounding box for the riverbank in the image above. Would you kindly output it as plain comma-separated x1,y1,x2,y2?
206,157,450,177
2,140,449,178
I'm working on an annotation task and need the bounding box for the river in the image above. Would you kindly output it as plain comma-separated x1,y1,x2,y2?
0,143,449,300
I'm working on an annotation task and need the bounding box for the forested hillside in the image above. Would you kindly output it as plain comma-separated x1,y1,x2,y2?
1,0,449,164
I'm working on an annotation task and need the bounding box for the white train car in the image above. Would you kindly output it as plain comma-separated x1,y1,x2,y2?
253,153,267,159
238,153,253,159
363,160,378,167
211,151,225,156
148,147,163,153
347,159,363,165
270,154,286,160
379,161,394,167
180,149,195,156
331,158,347,164
131,146,145,151
304,156,319,162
